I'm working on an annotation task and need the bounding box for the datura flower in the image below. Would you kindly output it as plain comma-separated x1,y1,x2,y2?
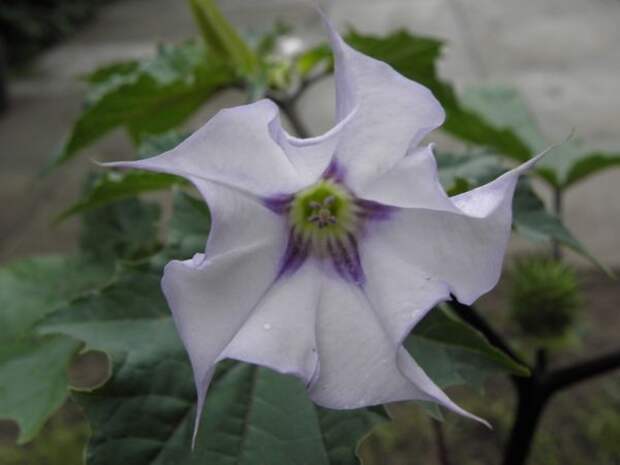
108,19,545,439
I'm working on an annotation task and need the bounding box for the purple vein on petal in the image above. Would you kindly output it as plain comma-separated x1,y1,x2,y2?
277,228,309,279
356,198,396,221
263,193,294,214
327,236,366,287
321,159,346,183
346,233,365,285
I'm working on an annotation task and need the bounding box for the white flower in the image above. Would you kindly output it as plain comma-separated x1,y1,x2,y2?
107,18,545,439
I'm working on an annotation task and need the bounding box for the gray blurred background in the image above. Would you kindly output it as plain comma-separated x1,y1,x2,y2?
0,0,619,266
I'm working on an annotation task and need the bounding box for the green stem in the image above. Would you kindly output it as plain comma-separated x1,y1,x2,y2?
431,419,452,465
268,70,330,138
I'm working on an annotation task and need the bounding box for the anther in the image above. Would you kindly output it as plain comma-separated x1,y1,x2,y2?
323,195,336,206
308,207,337,228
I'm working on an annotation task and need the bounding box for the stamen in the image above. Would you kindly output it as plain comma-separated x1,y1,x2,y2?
280,178,386,283
323,195,336,206
308,206,338,229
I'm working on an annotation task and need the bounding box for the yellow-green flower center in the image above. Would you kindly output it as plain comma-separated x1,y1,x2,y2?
289,180,358,256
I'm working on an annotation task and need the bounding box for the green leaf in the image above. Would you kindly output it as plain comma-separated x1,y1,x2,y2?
166,191,211,260
57,171,181,221
512,180,610,273
137,129,190,159
84,61,140,84
189,0,258,76
79,195,161,261
0,336,82,444
436,151,502,196
55,41,235,165
0,255,111,342
406,307,529,390
565,150,620,187
316,407,388,465
462,86,620,187
57,130,190,221
346,31,532,162
0,255,111,443
461,86,546,153
39,264,385,465
295,43,333,78
75,360,384,465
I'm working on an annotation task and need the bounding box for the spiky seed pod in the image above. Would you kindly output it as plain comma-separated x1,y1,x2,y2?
509,256,581,340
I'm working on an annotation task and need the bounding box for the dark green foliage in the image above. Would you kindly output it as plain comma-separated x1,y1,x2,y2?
0,255,111,342
189,0,258,76
0,254,111,442
406,307,529,391
165,191,211,260
511,180,608,273
0,181,164,443
57,130,190,222
136,130,190,159
509,257,581,340
79,195,161,262
295,43,333,78
462,86,620,187
0,335,82,445
54,41,236,165
57,171,181,221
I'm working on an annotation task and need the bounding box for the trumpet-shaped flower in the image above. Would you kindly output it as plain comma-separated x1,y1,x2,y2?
107,18,545,438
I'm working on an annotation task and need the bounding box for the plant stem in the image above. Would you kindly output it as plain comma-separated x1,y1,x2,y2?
269,71,330,139
545,349,620,393
502,350,549,465
503,347,620,465
502,384,548,465
431,419,452,465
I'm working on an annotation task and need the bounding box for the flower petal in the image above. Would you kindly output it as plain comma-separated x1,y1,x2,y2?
195,181,287,259
359,234,452,343
161,186,287,444
308,266,483,423
222,258,322,383
367,152,546,306
106,99,304,197
323,17,445,191
356,144,458,212
270,106,357,185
